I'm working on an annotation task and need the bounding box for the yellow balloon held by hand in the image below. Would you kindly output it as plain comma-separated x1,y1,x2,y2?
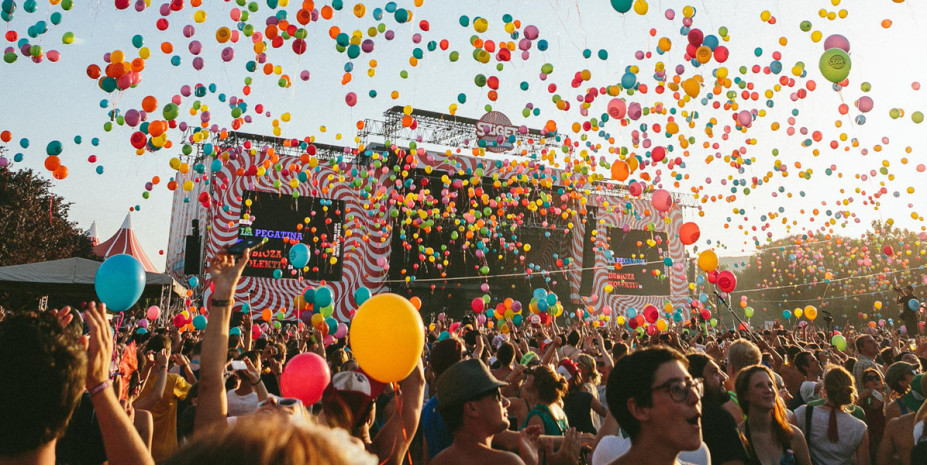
350,293,424,383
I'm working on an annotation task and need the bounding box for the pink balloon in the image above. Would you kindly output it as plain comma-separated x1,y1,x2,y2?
823,34,850,53
651,189,674,212
472,298,485,313
334,323,348,339
737,110,753,127
280,353,331,405
137,319,150,329
147,305,161,320
607,98,627,119
856,96,873,113
627,102,642,120
628,181,643,197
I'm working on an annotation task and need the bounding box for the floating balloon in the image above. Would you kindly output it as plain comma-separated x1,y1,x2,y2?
289,243,310,269
280,353,330,405
94,254,145,312
679,222,700,245
698,250,719,273
819,48,851,83
350,294,424,383
716,270,737,293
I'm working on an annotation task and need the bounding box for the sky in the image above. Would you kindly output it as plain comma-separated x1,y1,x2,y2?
2,0,927,271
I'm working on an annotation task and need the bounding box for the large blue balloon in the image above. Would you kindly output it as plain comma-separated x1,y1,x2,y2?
94,254,145,312
315,286,333,308
289,243,310,269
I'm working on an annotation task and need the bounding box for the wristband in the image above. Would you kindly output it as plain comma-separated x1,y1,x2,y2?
210,298,233,307
251,378,263,386
89,380,111,397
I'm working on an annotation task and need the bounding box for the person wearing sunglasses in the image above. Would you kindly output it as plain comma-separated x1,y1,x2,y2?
735,365,812,465
601,347,705,465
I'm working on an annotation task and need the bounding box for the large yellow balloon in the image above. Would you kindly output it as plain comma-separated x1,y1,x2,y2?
698,250,719,272
350,294,424,383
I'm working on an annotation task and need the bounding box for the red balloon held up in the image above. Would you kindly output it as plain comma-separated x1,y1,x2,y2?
280,353,330,405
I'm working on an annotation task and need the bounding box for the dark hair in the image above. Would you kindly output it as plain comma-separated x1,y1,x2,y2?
0,312,87,457
686,353,712,380
880,347,895,366
612,341,629,361
735,365,793,448
429,338,464,379
531,365,568,404
146,333,171,353
567,330,580,347
794,351,814,376
824,367,856,407
786,345,802,361
606,346,686,442
844,357,857,373
496,342,515,366
854,336,872,352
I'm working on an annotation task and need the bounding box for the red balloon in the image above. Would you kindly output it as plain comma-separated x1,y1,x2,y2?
707,270,719,284
280,353,331,405
717,270,737,293
883,245,894,256
679,222,700,245
643,304,659,323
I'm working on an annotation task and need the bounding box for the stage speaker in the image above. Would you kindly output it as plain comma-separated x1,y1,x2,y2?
184,220,202,275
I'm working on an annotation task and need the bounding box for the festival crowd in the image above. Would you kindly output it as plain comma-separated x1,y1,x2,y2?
2,247,927,465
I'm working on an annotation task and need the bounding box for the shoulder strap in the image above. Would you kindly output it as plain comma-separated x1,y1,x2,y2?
804,405,813,439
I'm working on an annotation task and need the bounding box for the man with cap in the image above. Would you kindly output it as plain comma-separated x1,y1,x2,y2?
884,362,922,423
431,359,537,465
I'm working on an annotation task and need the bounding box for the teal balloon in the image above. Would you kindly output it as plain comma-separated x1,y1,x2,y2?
273,269,283,279
315,286,333,307
288,243,310,269
782,310,792,319
230,327,242,336
94,254,145,312
909,299,920,311
611,0,633,13
513,314,523,326
192,315,207,330
354,286,371,305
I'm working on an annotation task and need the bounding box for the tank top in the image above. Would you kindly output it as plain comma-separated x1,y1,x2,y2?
524,404,569,436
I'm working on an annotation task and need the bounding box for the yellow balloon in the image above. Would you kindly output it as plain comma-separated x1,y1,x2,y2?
656,318,668,331
350,294,424,383
698,250,719,272
804,305,817,321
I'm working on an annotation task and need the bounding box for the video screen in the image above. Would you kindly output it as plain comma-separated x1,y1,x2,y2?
603,228,670,295
236,191,344,281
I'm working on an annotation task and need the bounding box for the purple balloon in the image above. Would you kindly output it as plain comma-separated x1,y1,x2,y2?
134,0,145,11
361,39,375,53
300,70,310,81
628,102,642,120
180,85,192,96
192,57,204,70
159,3,170,16
189,40,202,55
524,25,539,40
221,47,234,62
183,25,195,38
124,109,140,127
384,30,395,40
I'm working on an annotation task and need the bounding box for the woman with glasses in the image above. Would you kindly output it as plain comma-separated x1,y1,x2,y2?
856,368,885,463
735,365,812,465
794,367,869,465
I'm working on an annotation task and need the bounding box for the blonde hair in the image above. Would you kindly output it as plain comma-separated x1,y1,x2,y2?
164,414,376,465
575,353,601,385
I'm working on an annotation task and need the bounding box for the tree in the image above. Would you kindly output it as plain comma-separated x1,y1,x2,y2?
0,164,98,266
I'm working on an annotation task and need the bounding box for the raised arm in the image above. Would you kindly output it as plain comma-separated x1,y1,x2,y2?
194,247,250,434
375,359,425,465
84,302,154,465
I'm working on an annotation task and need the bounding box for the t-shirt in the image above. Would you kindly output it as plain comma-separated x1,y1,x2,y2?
135,372,192,461
700,400,749,465
563,390,596,434
420,395,453,460
799,380,821,404
794,405,867,465
591,435,711,465
227,389,260,417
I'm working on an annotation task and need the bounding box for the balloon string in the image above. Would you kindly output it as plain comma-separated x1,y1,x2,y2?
110,312,124,379
389,382,413,465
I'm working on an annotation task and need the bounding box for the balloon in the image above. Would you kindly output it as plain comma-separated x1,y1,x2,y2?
909,299,920,311
698,250,719,272
819,48,851,83
472,298,485,313
350,294,424,383
804,305,817,321
610,160,630,181
173,314,186,328
288,243,310,268
192,315,207,330
607,98,627,119
409,296,422,311
883,245,894,256
856,96,873,113
315,286,333,307
744,307,754,318
831,335,847,352
643,305,659,323
679,222,700,245
147,305,160,320
651,189,674,212
354,287,371,306
716,270,737,293
823,34,850,53
94,254,145,312
782,310,792,319
280,352,330,405
610,0,633,14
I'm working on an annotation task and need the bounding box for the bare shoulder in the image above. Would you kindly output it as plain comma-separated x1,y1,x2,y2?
789,423,805,438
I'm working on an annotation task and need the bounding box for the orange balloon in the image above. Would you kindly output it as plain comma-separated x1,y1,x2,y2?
678,222,701,245
52,165,69,180
409,296,422,311
610,160,630,181
141,96,158,113
44,156,61,171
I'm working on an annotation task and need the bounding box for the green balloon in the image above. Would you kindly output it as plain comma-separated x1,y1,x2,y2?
819,48,851,83
610,0,632,13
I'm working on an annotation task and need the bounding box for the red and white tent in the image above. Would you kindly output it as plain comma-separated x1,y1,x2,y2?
93,213,159,273
88,221,100,247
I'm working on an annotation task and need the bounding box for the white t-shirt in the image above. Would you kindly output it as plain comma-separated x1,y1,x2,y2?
227,389,259,417
794,405,866,465
591,435,710,465
799,380,820,403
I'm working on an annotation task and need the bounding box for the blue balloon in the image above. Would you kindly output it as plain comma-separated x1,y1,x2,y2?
273,269,283,279
188,276,199,288
326,317,338,335
438,330,450,341
354,286,371,306
136,327,148,335
303,288,316,304
289,243,310,269
621,72,637,89
537,300,549,311
94,254,145,312
315,286,333,308
192,315,207,330
610,0,632,13
546,293,558,306
230,327,242,336
533,288,547,299
909,299,920,311
513,314,523,326
627,307,638,318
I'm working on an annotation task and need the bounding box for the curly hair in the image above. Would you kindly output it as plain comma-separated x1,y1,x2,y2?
531,365,568,404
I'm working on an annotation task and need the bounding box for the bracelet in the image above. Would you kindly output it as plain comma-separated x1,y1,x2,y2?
251,378,263,386
210,298,233,307
89,380,111,397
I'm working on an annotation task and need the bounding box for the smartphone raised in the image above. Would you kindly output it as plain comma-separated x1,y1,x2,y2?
227,237,268,257
230,360,247,371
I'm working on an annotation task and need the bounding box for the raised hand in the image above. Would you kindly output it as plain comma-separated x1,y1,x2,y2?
83,302,114,389
210,247,251,299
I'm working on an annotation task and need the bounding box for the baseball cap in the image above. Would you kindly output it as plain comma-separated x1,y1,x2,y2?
520,351,539,366
557,359,578,382
437,359,507,411
321,370,386,429
886,362,918,392
902,373,925,413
